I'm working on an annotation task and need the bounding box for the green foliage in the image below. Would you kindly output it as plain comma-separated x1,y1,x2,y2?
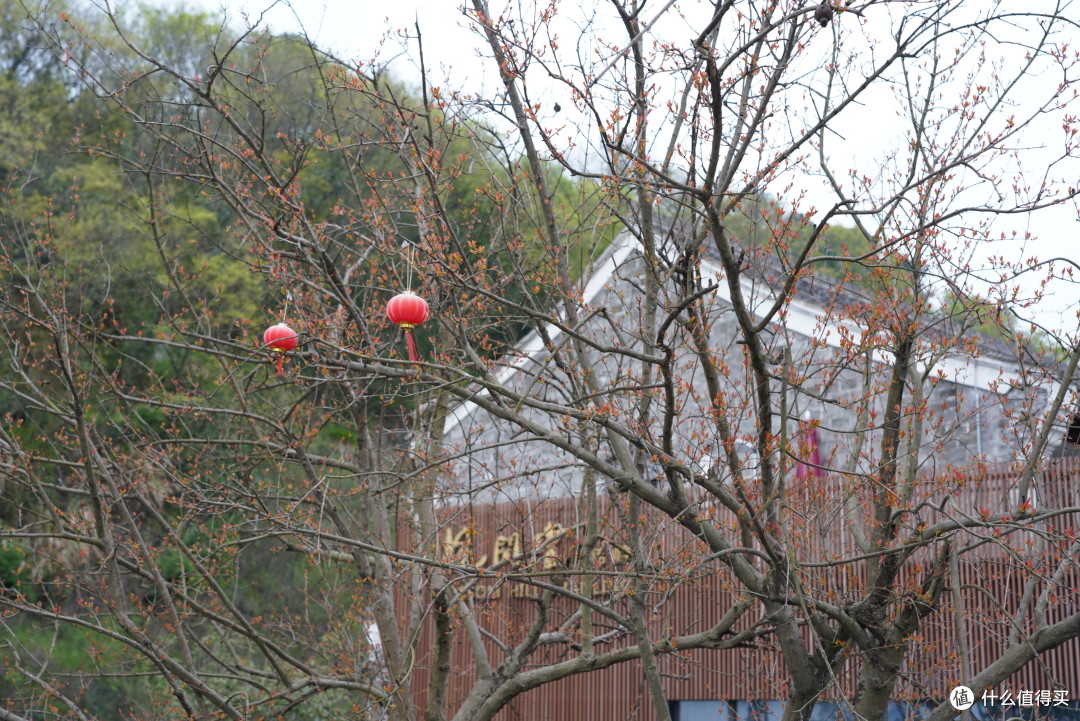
0,2,73,173
724,194,873,284
0,542,28,587
0,620,153,719
812,223,873,281
941,290,1014,340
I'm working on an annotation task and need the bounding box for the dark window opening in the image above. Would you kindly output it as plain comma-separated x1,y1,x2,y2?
1067,412,1080,446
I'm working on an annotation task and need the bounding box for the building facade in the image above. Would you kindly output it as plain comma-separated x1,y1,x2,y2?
424,230,1080,721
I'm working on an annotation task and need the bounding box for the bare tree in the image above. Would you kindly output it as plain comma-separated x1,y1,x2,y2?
1,1,1079,721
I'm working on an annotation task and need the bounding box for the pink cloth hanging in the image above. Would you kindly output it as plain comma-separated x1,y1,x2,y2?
795,422,824,480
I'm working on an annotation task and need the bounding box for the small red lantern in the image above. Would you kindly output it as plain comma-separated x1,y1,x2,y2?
263,323,298,376
386,291,429,362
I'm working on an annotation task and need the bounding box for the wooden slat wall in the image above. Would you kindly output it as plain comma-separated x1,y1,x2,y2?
400,459,1080,721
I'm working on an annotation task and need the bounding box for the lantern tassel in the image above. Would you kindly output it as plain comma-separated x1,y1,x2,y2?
405,331,420,363
275,355,284,376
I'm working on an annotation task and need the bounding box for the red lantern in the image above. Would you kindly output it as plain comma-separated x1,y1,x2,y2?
386,291,429,362
263,323,298,376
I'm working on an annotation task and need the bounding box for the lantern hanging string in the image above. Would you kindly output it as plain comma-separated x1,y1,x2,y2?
281,291,292,325
402,241,414,293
